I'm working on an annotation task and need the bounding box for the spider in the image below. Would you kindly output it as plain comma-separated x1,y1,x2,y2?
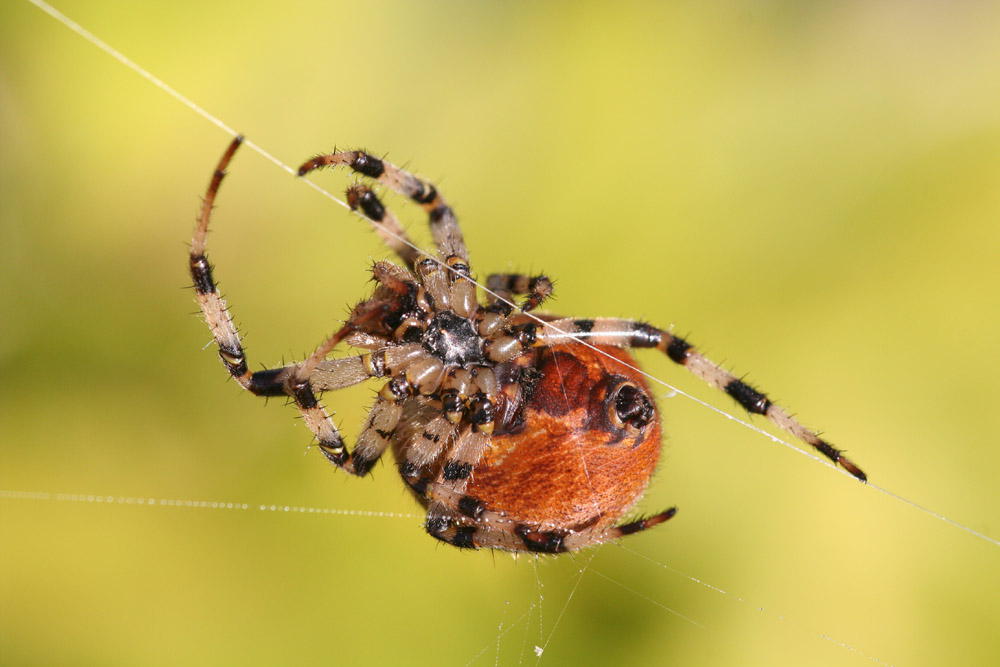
189,136,866,554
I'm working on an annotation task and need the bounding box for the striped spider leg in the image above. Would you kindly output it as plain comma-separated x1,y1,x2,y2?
519,317,867,482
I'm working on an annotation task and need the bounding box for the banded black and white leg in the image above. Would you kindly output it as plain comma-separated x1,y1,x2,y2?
402,370,498,493
192,137,425,476
418,482,678,552
191,162,383,474
295,335,456,475
298,150,469,265
519,317,867,481
188,137,345,404
189,137,252,382
345,184,420,270
485,273,555,314
300,153,480,318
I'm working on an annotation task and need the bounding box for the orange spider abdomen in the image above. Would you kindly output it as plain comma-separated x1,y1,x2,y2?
466,344,662,534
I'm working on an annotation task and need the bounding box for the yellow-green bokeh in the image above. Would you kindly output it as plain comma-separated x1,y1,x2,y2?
3,2,1000,665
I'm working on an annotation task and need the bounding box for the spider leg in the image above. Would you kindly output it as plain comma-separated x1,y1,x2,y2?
189,139,341,398
561,508,678,551
396,413,456,478
414,481,516,550
292,334,425,474
501,507,678,553
414,256,452,312
348,397,404,475
188,280,395,476
189,136,254,389
191,137,417,477
423,502,484,549
515,317,867,482
417,481,677,552
241,357,371,395
485,273,554,313
298,150,469,265
439,426,491,491
251,354,446,476
433,364,498,490
345,184,420,270
401,407,493,499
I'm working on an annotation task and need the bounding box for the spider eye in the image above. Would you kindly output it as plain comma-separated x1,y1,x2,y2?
609,382,654,432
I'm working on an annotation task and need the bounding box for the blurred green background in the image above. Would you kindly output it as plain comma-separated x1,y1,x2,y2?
3,1,1000,665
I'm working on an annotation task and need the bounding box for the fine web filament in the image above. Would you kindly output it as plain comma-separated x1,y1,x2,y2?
0,489,419,520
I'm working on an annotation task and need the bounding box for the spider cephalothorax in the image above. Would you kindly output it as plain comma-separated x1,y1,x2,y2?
189,137,866,553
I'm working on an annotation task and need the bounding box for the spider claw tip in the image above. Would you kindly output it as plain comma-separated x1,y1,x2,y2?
841,460,867,483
